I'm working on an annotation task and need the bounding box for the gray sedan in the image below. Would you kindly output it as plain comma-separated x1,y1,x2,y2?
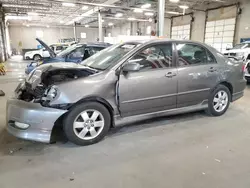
7,39,246,145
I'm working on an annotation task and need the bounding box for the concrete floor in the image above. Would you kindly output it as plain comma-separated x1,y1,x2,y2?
1,56,250,188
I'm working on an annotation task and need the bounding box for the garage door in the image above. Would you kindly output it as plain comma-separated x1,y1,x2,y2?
205,18,236,52
171,24,190,40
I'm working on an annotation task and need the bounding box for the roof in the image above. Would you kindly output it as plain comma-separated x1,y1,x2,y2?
76,42,111,47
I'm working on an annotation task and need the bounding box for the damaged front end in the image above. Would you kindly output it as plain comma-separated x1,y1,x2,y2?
16,64,96,108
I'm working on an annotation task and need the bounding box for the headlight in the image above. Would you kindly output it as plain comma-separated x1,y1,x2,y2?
236,52,245,58
31,62,39,67
43,85,58,101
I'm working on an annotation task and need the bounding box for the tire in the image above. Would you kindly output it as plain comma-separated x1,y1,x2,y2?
63,102,111,146
206,84,231,116
33,54,42,61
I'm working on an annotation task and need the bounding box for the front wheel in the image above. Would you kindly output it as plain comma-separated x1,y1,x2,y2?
63,102,111,146
206,85,231,116
33,54,42,61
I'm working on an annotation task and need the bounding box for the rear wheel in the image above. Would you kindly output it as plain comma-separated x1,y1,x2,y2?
63,102,111,146
33,54,42,61
206,85,231,116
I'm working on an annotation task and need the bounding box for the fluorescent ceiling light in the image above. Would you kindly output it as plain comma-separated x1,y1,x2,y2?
82,5,88,10
85,25,89,28
27,12,38,16
179,5,189,9
115,13,123,17
141,3,151,9
6,15,30,20
134,8,143,13
108,22,114,26
166,11,181,15
62,2,75,7
128,17,136,21
169,0,179,2
144,12,154,16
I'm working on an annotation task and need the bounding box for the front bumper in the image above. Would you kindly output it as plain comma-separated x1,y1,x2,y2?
6,99,67,143
245,75,250,82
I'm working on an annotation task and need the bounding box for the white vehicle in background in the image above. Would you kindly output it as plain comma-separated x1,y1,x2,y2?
24,43,70,60
223,41,250,83
24,48,50,60
244,63,250,83
223,41,250,62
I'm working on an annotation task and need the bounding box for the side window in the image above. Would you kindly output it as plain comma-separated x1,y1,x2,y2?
84,47,90,59
130,43,173,71
69,47,84,58
207,51,216,63
176,43,215,66
90,47,104,55
56,46,63,51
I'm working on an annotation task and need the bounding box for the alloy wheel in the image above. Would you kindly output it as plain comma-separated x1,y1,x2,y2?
213,90,229,113
73,109,105,140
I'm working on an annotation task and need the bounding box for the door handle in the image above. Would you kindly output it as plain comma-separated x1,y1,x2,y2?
208,67,217,72
165,72,177,78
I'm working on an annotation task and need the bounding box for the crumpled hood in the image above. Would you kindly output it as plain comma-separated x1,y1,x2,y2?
36,62,87,72
26,62,97,89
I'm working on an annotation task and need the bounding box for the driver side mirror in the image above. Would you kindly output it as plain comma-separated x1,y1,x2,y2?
123,62,140,73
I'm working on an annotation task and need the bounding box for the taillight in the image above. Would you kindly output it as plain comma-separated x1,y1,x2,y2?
242,64,246,72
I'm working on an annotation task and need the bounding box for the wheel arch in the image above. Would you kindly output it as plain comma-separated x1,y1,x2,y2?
246,54,250,60
212,81,233,101
51,96,115,142
69,96,115,127
33,54,42,59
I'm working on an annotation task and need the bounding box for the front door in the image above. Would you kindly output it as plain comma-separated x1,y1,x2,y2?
118,43,178,117
175,42,220,108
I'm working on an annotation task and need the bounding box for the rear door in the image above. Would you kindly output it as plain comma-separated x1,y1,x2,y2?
118,42,178,117
175,42,220,108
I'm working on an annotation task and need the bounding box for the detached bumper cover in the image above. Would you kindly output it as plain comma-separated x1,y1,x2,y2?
6,99,67,143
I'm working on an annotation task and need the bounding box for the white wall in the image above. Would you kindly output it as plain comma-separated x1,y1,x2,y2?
235,0,250,43
164,18,171,38
107,21,156,37
191,11,206,42
9,25,100,49
107,22,132,37
172,15,192,26
8,1,250,50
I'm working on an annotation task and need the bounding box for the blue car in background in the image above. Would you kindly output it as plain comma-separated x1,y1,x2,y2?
25,38,110,74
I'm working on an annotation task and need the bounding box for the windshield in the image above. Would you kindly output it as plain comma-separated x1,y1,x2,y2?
232,43,249,50
81,43,139,70
57,44,79,57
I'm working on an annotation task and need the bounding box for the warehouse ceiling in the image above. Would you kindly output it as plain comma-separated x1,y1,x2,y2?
1,0,239,27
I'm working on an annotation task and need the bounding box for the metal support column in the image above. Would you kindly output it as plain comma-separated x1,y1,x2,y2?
98,11,103,42
73,22,77,42
158,0,165,37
